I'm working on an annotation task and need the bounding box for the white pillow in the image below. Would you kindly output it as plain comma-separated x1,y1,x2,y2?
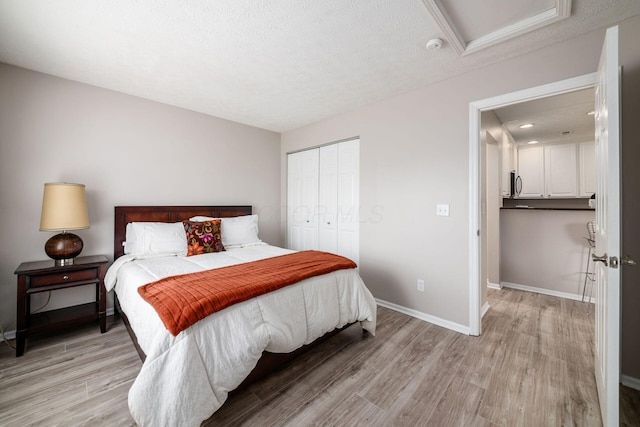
123,223,140,254
189,214,262,248
123,222,187,256
189,216,220,222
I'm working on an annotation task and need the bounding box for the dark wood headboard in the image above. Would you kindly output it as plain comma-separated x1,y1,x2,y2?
113,205,252,259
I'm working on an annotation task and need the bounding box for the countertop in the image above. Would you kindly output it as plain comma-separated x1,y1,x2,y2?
500,206,595,211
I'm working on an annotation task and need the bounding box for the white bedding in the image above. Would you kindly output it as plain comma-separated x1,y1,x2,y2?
105,244,377,427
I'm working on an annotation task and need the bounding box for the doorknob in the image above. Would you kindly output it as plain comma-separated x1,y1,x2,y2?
621,255,637,266
592,253,608,266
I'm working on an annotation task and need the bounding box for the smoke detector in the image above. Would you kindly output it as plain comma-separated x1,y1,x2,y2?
426,38,443,50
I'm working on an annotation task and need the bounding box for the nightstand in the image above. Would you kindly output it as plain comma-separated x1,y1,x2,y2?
14,255,109,357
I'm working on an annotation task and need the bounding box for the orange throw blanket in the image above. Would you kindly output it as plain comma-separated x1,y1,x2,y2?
138,250,357,336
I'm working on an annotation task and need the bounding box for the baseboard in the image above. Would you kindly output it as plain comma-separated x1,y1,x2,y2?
481,302,490,318
487,281,502,290
1,307,117,343
1,327,16,341
622,374,640,391
500,281,595,303
375,298,470,335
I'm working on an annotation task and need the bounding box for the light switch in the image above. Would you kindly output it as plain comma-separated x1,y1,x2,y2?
436,204,450,216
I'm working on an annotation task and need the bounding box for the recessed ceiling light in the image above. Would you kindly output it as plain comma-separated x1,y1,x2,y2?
519,123,534,129
528,140,539,144
587,110,595,116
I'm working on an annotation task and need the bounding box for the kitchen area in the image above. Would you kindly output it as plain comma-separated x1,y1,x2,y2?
482,88,596,301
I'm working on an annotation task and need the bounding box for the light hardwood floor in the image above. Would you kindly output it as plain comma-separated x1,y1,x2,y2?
1,288,638,426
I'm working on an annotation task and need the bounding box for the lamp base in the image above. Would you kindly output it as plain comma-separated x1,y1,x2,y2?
54,258,76,267
45,232,83,266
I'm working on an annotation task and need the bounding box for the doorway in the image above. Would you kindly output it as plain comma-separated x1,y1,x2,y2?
470,75,603,424
482,88,596,305
468,73,597,336
470,26,629,426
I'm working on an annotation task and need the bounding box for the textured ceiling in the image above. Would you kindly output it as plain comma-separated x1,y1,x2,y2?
0,1,639,132
493,88,595,146
436,0,557,42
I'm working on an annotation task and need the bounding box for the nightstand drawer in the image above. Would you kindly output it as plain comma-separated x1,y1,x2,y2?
30,268,98,288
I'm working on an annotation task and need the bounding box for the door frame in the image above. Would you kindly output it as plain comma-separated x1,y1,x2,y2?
468,72,597,336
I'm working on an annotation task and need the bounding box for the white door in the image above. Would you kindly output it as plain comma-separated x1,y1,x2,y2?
593,25,621,427
287,140,359,262
287,149,319,250
300,149,320,249
336,139,360,265
318,144,338,253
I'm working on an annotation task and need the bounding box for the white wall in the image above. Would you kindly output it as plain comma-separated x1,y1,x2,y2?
280,19,637,330
0,64,282,330
500,209,595,297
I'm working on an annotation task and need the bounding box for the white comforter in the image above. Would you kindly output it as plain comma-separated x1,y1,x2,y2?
105,244,377,427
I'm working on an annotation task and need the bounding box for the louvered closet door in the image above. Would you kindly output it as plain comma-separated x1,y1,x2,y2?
287,149,319,250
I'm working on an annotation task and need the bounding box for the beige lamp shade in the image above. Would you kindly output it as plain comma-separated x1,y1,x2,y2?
40,183,90,231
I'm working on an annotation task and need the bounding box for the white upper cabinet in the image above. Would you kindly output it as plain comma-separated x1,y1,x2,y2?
517,145,545,197
515,142,594,199
545,143,577,197
499,129,517,197
579,141,596,197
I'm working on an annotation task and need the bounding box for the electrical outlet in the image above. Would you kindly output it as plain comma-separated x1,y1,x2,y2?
436,204,450,216
417,279,425,292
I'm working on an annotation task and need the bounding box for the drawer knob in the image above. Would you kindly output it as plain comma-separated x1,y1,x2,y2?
63,275,69,280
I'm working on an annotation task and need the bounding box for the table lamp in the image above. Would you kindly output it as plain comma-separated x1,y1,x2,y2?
39,182,90,266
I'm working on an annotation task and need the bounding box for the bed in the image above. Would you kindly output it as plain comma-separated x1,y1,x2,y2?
107,205,377,426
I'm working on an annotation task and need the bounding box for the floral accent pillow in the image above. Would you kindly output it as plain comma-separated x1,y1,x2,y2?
183,220,225,256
